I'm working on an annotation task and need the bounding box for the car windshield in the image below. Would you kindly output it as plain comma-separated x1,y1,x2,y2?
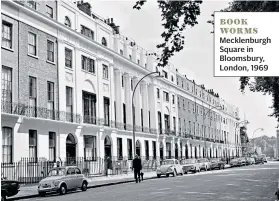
183,159,195,164
211,159,219,163
48,168,66,176
162,160,174,165
197,159,204,162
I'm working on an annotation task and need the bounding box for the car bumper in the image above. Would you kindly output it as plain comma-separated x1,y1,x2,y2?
156,171,173,175
38,186,59,193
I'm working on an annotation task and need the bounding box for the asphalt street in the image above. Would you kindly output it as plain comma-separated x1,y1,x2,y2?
15,162,279,201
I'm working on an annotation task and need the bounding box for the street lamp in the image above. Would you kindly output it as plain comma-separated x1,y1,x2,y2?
132,71,163,159
203,104,224,159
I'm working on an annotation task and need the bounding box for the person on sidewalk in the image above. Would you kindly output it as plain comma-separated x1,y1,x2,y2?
132,154,142,183
105,156,113,177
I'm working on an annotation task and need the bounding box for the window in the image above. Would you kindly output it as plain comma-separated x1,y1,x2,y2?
103,64,108,79
152,141,156,159
29,76,37,117
189,121,191,134
171,75,174,82
27,0,36,9
121,75,124,87
149,111,151,129
81,25,94,40
127,139,132,160
47,40,54,62
46,5,53,18
137,59,140,65
131,80,133,91
157,88,160,99
145,141,149,160
2,127,12,163
66,86,73,121
177,97,180,107
101,37,107,46
65,16,71,27
173,117,176,132
28,32,37,56
83,91,96,124
162,70,168,79
104,97,110,126
117,138,123,160
172,95,175,104
1,67,12,103
65,48,72,68
84,135,97,160
178,118,181,132
2,21,12,49
81,55,95,73
123,103,126,130
120,49,123,55
29,130,37,160
47,81,55,119
163,91,169,102
164,114,170,131
158,112,162,134
141,109,143,132
183,99,185,108
49,132,56,161
75,168,81,174
129,55,132,60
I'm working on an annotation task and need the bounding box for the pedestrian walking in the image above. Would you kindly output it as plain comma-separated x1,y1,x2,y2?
132,154,142,183
105,156,113,176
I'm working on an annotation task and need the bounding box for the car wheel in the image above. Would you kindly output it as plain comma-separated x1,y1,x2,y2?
39,192,46,197
173,169,177,177
81,181,87,191
157,174,161,178
1,193,6,201
59,184,67,195
181,171,184,176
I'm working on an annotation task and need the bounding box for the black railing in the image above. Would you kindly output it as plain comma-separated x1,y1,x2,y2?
1,157,159,184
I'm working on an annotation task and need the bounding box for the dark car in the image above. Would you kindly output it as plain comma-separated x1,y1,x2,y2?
254,157,264,164
1,179,20,201
210,158,225,170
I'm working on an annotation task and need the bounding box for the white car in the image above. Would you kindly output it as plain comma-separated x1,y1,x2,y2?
156,159,183,178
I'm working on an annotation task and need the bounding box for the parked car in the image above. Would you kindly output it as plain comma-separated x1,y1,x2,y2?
230,158,241,167
210,158,225,170
38,166,88,196
197,158,211,171
239,157,246,166
156,159,183,178
1,178,20,201
180,159,200,174
254,157,264,164
247,157,255,165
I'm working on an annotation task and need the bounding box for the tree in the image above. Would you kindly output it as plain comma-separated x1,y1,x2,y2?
209,1,279,123
133,1,202,67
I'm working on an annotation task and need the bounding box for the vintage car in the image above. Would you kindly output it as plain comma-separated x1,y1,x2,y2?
210,158,225,170
230,158,241,167
180,159,200,174
239,157,247,166
156,159,183,178
197,158,211,171
1,178,20,201
38,166,88,196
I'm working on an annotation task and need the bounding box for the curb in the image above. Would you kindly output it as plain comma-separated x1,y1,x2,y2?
8,176,158,201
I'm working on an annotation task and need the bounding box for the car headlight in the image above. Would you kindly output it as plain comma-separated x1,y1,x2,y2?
53,180,60,186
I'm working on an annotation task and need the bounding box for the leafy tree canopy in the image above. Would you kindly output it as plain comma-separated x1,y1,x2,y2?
220,1,279,123
133,0,202,67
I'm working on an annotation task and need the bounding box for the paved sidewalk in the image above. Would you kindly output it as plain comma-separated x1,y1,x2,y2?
9,171,157,200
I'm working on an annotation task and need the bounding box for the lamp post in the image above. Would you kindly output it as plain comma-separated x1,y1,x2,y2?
252,128,264,153
235,120,249,157
202,104,224,159
132,71,163,159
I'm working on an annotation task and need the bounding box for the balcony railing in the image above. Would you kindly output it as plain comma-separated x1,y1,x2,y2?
2,101,81,123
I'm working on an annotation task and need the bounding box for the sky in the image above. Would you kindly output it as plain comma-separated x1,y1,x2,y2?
89,0,278,138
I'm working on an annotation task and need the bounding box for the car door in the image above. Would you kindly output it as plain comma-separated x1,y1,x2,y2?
74,168,84,188
65,167,76,189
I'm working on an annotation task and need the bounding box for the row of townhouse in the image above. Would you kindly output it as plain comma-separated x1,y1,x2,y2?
1,0,242,164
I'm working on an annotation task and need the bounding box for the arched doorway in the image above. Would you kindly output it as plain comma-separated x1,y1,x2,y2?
104,136,112,158
66,133,76,164
185,145,188,159
190,144,192,158
136,140,141,156
175,143,178,159
194,146,197,159
160,142,164,159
